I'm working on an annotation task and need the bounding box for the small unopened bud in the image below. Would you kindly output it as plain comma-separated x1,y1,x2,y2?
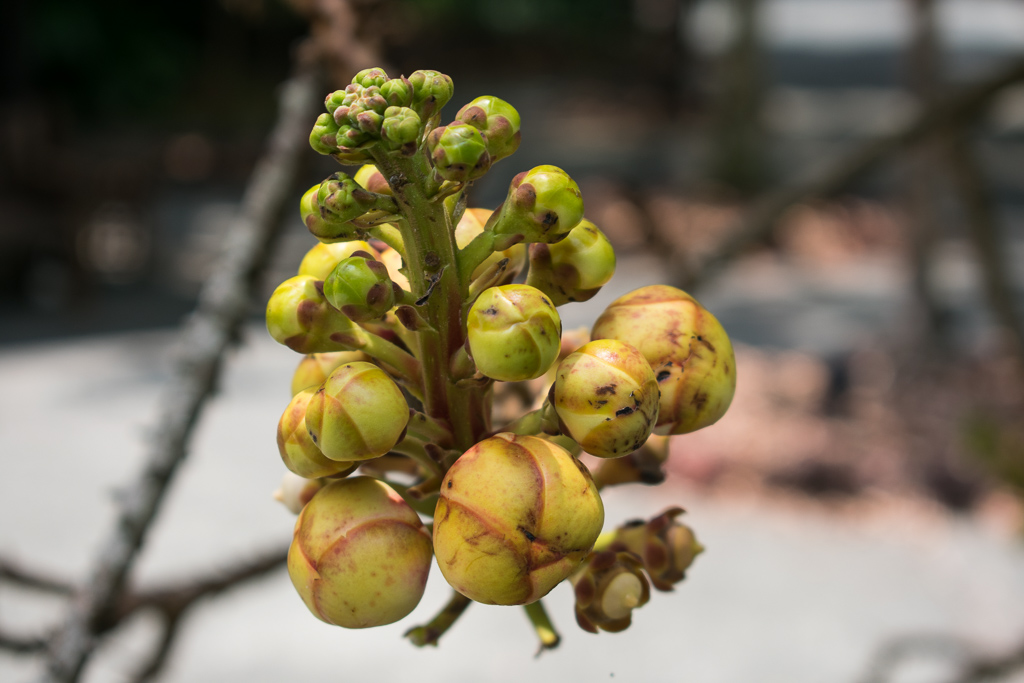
288,477,432,628
305,361,410,461
381,106,423,152
299,183,361,244
297,240,378,281
467,284,561,382
426,123,491,182
608,507,704,591
591,285,736,435
489,165,584,244
456,95,521,163
318,172,379,223
291,351,369,396
352,67,389,89
553,339,659,458
310,113,341,155
278,389,357,478
526,219,616,306
323,255,395,322
433,433,604,605
408,70,454,119
265,275,357,354
571,551,651,633
380,77,413,107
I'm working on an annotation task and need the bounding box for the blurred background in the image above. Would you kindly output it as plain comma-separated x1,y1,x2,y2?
2,0,1024,682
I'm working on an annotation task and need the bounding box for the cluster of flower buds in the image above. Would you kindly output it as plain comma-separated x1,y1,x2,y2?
263,67,735,646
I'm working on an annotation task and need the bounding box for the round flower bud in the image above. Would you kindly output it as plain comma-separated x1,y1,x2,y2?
380,77,413,107
300,183,360,243
433,433,604,605
426,123,491,182
353,164,391,195
290,351,369,396
454,207,526,282
278,389,357,478
571,550,651,633
273,472,329,515
265,275,357,354
288,477,432,628
553,339,660,458
489,165,584,244
608,507,703,592
323,256,395,322
408,70,454,119
467,284,561,382
456,95,521,163
526,219,616,306
591,285,736,435
305,361,409,461
381,106,422,152
318,172,379,223
352,67,389,89
310,112,341,156
297,240,378,281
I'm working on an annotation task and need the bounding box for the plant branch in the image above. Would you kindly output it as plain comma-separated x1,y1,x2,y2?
404,591,472,647
35,68,322,683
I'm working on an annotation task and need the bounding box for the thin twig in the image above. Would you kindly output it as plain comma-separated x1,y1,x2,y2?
0,629,48,654
36,69,323,683
857,632,1024,683
681,56,1024,291
0,558,74,595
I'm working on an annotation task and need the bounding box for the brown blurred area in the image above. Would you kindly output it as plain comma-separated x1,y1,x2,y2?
2,0,1023,528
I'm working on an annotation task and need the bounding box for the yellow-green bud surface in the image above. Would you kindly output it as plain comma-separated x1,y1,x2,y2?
490,165,584,244
278,389,357,478
273,472,328,515
553,339,660,458
288,477,432,628
290,351,369,396
305,361,409,461
265,275,358,354
432,433,604,605
591,285,736,435
353,164,391,195
298,241,377,281
527,219,616,306
467,284,561,382
454,208,526,281
323,256,395,322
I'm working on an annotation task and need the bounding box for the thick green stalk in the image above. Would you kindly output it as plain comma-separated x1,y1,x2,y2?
371,149,489,450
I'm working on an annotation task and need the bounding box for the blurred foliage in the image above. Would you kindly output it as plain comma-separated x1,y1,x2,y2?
964,413,1024,496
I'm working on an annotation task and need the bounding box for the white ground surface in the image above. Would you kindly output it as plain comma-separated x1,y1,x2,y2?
2,254,1024,683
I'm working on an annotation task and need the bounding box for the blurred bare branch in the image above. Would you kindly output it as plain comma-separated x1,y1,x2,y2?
858,632,1024,683
34,66,322,683
681,56,1024,292
0,558,74,596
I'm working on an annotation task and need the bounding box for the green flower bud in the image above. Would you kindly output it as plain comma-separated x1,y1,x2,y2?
454,208,526,282
318,172,378,223
380,77,414,107
433,433,604,605
456,95,521,163
466,284,561,382
352,67,389,89
408,69,454,119
265,275,357,354
426,123,491,182
288,477,432,628
591,285,736,435
297,240,378,281
526,219,616,306
353,164,392,195
278,389,357,478
607,507,703,592
571,550,651,633
323,255,395,322
310,112,341,156
354,109,384,135
553,339,660,458
273,472,329,515
299,183,362,244
305,361,409,461
290,350,369,396
489,165,584,244
381,106,423,152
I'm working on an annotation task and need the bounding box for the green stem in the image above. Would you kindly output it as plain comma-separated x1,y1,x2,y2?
391,436,442,476
457,230,496,288
405,592,472,647
524,600,560,654
406,411,454,446
367,223,406,258
354,329,423,395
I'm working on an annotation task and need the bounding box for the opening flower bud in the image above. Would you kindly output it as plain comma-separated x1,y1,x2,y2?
288,477,432,628
553,339,660,458
291,351,370,396
526,218,616,305
433,433,604,605
456,95,521,163
455,208,526,282
571,550,651,633
305,361,410,461
591,285,736,435
489,165,584,244
609,507,704,592
426,123,491,182
278,389,358,478
273,472,328,515
467,284,561,382
297,240,378,281
323,256,395,322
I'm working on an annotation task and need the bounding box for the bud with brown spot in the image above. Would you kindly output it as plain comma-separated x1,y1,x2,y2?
607,507,703,591
488,165,584,244
278,389,358,478
571,550,651,633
